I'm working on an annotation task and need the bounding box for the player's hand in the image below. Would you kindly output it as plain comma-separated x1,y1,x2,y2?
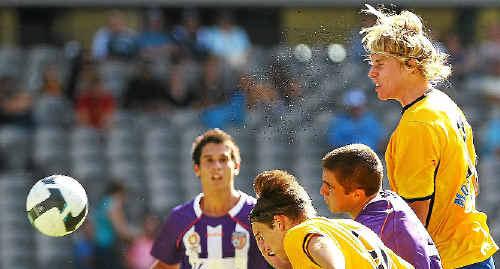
256,237,292,269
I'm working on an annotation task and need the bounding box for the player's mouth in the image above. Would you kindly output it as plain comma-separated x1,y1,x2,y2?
267,250,276,256
211,175,223,180
374,83,381,91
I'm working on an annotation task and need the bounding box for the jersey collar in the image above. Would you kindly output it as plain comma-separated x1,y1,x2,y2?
401,88,433,114
193,191,246,218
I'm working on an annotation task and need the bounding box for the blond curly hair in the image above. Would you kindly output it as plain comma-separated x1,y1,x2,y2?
360,4,451,82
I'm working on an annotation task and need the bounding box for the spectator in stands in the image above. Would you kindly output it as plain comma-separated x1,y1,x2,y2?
125,213,160,269
477,22,500,70
196,55,233,108
0,76,33,127
91,10,138,61
442,31,477,82
171,8,208,61
75,72,116,130
73,220,96,269
164,59,201,109
326,89,384,153
241,74,284,121
198,10,250,70
123,61,169,113
270,61,302,106
483,108,500,158
33,64,73,127
94,181,134,269
137,8,173,59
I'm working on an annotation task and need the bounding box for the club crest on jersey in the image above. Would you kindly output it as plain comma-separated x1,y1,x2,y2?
187,231,201,249
231,231,247,249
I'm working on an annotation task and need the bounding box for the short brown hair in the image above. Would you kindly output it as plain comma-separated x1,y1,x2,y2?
250,170,316,227
191,128,241,166
322,144,382,196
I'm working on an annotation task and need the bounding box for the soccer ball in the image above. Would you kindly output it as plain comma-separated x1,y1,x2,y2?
26,175,88,237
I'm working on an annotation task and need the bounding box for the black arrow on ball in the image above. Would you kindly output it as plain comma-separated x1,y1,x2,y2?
28,188,67,223
64,205,87,231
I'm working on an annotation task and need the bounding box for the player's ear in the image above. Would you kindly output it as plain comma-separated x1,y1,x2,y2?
352,188,365,200
193,164,201,177
405,59,419,73
233,162,241,176
273,215,287,231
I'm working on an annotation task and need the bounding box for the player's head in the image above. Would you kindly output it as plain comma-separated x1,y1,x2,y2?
321,144,383,217
250,170,316,260
361,5,451,101
191,129,241,190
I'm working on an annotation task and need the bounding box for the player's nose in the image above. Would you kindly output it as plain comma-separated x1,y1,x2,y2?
368,66,377,79
320,184,328,196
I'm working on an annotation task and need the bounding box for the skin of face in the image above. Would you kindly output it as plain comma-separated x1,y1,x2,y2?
320,169,358,215
252,221,288,261
368,54,409,102
193,142,240,193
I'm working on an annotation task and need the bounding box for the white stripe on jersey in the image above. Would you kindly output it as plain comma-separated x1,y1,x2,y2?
207,225,223,258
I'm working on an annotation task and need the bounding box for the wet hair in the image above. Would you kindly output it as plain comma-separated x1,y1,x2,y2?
360,4,451,82
191,128,241,166
250,170,316,228
322,144,382,196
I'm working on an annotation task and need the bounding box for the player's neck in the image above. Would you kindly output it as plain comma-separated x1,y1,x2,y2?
351,193,378,219
200,189,241,217
398,79,430,107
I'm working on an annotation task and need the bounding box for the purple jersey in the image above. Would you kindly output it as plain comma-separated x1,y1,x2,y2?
151,191,269,269
356,190,442,269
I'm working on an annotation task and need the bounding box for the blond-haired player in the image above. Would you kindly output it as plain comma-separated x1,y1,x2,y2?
361,5,497,268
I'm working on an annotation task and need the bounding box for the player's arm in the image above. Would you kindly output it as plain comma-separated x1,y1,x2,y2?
108,196,134,242
149,259,180,269
408,199,431,225
307,234,345,269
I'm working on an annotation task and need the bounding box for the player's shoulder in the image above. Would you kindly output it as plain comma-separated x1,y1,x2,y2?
240,191,257,206
168,196,199,220
404,89,458,121
231,191,257,220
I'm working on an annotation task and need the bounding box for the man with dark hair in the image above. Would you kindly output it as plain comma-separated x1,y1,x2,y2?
321,144,441,269
150,129,269,269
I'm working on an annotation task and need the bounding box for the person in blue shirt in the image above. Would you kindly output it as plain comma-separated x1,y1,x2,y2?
94,181,134,269
327,88,384,153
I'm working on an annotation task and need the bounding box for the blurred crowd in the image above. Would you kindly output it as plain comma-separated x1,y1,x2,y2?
0,7,499,269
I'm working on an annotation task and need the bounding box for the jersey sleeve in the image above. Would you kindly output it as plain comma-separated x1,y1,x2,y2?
387,121,440,201
150,211,185,265
283,224,326,268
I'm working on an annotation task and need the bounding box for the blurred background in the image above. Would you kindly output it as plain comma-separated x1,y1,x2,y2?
0,1,498,268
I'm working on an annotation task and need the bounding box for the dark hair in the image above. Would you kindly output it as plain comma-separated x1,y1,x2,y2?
105,181,126,195
250,170,316,228
322,144,383,196
191,128,241,166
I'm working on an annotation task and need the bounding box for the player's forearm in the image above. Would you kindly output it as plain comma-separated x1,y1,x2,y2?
409,199,431,226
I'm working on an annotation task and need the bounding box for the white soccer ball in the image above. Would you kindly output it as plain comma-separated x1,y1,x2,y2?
26,175,88,237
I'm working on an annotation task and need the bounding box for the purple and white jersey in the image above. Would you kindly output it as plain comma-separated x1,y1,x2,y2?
355,190,442,269
151,191,269,269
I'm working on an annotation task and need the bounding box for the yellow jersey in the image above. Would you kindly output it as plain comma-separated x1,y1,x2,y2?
385,89,498,268
283,217,413,269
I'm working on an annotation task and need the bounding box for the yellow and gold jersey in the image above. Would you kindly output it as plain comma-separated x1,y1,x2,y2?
283,217,413,269
385,89,498,268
